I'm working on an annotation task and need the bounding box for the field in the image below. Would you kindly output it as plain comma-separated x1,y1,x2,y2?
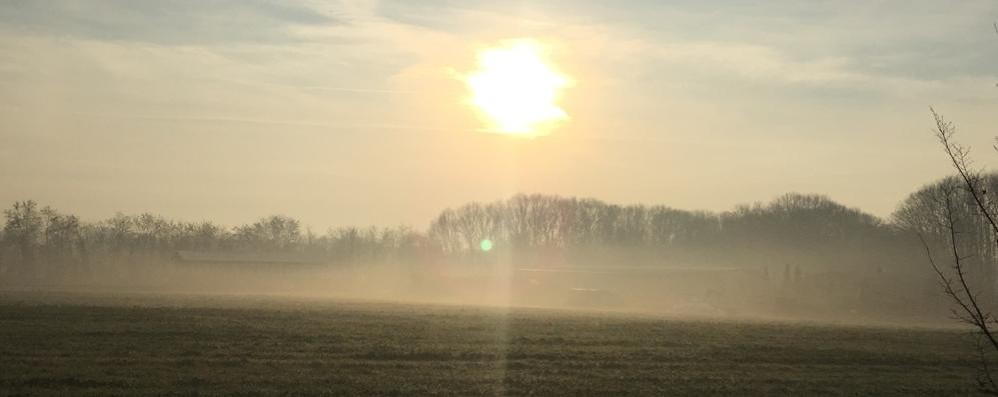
0,292,980,396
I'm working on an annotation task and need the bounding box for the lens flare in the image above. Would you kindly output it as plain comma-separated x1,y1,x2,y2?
464,40,570,135
480,239,494,252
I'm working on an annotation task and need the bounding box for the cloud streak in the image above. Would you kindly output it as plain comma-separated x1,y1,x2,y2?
0,0,341,45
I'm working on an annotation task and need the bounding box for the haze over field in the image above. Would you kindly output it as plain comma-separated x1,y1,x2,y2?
4,2,998,395
2,1,997,229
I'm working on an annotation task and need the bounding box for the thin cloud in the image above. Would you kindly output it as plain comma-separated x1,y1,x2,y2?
0,107,457,134
0,0,342,45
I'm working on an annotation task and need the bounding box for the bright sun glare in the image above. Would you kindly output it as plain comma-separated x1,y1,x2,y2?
465,40,571,135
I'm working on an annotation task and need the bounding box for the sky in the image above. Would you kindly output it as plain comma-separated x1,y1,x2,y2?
1,0,997,230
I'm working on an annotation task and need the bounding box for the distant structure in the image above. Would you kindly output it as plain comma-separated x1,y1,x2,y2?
172,251,323,268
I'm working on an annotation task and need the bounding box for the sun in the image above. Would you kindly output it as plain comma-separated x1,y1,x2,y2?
464,40,571,135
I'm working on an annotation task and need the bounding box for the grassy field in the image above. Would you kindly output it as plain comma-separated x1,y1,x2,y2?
0,292,980,396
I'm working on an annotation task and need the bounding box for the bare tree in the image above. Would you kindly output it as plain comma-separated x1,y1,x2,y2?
3,200,43,279
921,109,998,394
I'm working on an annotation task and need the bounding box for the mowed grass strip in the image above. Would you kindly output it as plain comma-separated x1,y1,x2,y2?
0,293,979,396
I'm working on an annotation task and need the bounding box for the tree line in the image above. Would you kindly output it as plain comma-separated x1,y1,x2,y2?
428,192,900,270
0,201,432,282
2,178,995,292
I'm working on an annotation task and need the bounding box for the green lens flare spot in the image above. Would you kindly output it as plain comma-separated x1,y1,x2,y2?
480,239,494,252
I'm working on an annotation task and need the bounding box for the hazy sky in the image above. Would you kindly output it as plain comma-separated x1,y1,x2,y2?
2,0,997,229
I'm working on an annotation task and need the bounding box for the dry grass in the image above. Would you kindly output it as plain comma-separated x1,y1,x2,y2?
0,292,979,396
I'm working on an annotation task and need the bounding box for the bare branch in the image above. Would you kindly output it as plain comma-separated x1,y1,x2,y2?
944,192,998,351
934,109,998,245
919,233,979,325
928,108,998,394
978,335,998,395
